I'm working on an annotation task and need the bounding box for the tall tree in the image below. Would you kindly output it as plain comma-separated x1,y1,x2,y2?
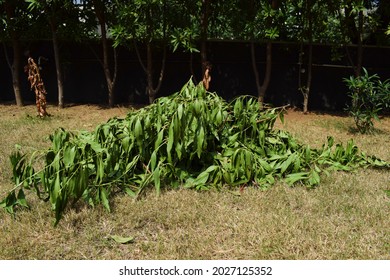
299,0,314,114
200,0,210,80
0,0,28,106
113,0,183,104
88,0,118,107
338,0,378,77
27,0,81,108
245,0,282,108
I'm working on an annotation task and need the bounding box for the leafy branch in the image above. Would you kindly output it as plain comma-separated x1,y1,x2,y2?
1,80,388,225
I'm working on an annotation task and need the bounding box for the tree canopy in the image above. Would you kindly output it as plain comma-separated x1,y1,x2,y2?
1,0,389,107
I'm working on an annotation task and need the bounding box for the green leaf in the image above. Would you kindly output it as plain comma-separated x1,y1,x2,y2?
258,159,273,173
167,121,174,162
285,172,309,186
134,118,142,138
0,191,17,214
177,103,184,120
50,173,61,207
100,187,110,212
216,110,223,125
175,142,183,160
110,235,134,244
280,153,297,174
197,126,205,158
96,156,105,184
155,129,164,150
150,151,157,171
308,169,321,186
234,99,242,116
153,165,161,196
193,170,210,186
16,189,29,208
124,188,136,198
63,146,76,168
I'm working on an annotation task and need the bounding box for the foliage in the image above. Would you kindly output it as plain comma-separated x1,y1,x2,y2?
344,68,390,133
1,80,389,225
0,0,29,40
26,0,92,41
240,0,284,41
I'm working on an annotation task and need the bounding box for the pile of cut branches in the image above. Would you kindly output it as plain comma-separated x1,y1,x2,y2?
1,80,388,225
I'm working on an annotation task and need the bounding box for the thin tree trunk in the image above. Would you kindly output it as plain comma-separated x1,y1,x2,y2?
258,41,272,109
356,10,363,77
256,0,278,109
11,37,23,106
251,42,262,99
200,0,210,76
50,21,64,108
303,0,313,114
144,42,166,104
303,43,313,114
4,0,23,106
101,22,116,107
93,0,117,107
146,42,155,104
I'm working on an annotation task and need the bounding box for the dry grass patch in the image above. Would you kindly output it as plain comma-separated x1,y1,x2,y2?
0,105,389,260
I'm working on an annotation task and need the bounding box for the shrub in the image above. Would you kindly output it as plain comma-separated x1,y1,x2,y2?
344,68,390,133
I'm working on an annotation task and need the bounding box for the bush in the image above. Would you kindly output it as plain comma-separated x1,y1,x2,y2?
344,68,390,133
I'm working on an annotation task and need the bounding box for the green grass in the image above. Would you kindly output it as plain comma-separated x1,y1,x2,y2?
0,105,389,260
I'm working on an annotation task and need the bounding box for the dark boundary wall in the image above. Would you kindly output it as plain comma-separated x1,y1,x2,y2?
1,40,390,111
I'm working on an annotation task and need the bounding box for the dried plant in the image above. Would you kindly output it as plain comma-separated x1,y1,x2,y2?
25,57,49,117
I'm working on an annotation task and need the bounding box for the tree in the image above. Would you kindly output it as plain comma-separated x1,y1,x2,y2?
0,0,28,106
171,0,240,89
244,0,282,108
27,0,82,108
285,0,338,113
199,0,211,84
113,0,183,104
338,0,379,77
299,0,314,114
85,0,118,107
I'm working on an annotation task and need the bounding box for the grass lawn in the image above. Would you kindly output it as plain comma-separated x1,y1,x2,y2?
0,104,389,260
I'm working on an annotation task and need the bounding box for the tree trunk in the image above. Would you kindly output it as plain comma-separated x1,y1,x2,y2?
344,4,359,44
303,43,313,114
101,19,116,107
253,0,278,109
11,36,23,107
200,0,210,76
258,42,272,109
50,21,64,108
93,0,117,107
251,42,262,100
146,43,166,104
4,0,23,106
303,0,313,114
356,9,364,77
146,42,155,104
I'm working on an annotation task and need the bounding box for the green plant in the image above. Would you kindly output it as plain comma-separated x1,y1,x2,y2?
1,80,389,225
344,68,389,134
377,78,390,111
